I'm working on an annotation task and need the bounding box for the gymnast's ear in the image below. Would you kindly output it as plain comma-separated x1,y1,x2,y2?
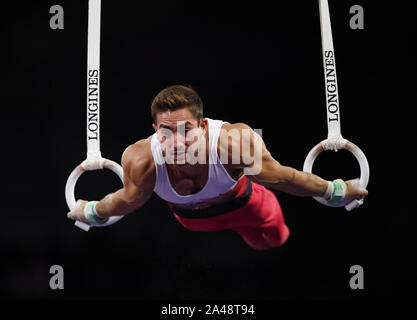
199,118,208,131
152,123,158,132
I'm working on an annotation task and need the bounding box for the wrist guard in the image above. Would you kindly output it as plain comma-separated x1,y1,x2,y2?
84,201,109,224
323,179,347,204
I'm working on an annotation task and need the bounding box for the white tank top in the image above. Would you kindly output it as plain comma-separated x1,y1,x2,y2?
150,118,243,208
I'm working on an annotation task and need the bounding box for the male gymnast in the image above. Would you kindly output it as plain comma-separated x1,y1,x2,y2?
68,85,368,250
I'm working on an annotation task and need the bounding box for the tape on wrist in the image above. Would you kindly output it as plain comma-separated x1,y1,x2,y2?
84,201,109,224
323,181,334,201
328,179,347,204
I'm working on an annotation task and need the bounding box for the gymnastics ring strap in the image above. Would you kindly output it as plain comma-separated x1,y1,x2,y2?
303,0,370,211
65,158,124,232
65,0,124,231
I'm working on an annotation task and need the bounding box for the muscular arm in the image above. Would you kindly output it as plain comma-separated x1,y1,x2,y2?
96,140,155,217
250,155,329,198
68,139,155,222
221,123,367,200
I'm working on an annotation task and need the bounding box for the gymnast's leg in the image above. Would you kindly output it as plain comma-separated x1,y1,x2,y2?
234,223,290,251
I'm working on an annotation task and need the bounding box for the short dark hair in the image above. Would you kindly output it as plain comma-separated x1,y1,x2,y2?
151,85,203,122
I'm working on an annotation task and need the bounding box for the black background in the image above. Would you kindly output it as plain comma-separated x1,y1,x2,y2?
0,0,415,303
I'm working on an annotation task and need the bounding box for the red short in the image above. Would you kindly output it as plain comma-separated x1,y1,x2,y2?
173,182,290,250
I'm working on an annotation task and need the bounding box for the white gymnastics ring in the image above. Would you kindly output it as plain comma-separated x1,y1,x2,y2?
303,139,370,211
65,158,124,231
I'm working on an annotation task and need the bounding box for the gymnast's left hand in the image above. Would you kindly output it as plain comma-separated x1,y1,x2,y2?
67,200,89,223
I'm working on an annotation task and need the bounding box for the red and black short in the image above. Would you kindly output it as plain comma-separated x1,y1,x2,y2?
168,177,290,250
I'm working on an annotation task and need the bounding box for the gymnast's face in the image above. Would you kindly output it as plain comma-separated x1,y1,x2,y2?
152,107,207,165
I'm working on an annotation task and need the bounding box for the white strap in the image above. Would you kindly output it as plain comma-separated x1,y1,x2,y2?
85,0,102,167
319,0,345,150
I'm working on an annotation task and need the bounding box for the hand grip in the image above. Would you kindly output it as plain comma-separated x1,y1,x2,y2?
65,158,124,231
303,139,370,211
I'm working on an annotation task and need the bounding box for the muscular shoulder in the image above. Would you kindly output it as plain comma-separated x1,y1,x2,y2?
218,122,266,170
218,122,252,142
217,122,253,168
121,136,156,188
221,122,251,132
219,121,257,146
